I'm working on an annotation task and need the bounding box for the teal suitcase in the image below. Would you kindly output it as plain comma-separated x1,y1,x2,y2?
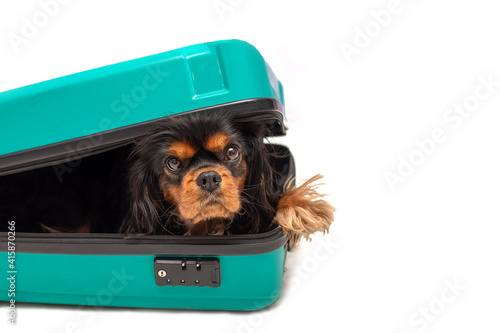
0,39,292,310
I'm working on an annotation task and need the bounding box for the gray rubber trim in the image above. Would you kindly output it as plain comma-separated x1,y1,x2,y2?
0,227,287,256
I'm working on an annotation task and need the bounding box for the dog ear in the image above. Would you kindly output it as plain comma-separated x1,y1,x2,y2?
232,121,280,233
120,160,160,235
274,174,335,249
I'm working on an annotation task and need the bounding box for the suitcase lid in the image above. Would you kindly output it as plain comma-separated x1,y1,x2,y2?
0,40,286,176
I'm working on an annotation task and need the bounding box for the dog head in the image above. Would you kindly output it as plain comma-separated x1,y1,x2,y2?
122,112,279,235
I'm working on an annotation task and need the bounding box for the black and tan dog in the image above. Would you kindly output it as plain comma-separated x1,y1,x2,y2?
0,112,334,248
120,112,335,247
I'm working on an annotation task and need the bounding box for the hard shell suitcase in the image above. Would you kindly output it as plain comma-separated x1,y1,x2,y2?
0,39,293,310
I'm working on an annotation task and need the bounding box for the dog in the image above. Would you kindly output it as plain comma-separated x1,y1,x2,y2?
0,111,334,248
120,111,335,248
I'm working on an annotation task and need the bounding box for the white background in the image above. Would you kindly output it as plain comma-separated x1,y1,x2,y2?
1,0,500,332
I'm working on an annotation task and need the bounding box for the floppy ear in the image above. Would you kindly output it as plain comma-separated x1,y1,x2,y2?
274,174,335,249
234,121,280,233
120,160,160,235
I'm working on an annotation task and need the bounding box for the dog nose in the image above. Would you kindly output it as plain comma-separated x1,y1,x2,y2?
196,171,222,192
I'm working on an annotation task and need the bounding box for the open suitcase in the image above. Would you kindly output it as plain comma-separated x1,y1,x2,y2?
0,39,294,310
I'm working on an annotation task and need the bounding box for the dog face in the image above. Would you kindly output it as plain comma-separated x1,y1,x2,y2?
160,127,248,229
122,112,278,236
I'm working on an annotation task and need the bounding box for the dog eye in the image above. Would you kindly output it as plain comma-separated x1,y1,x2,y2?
166,157,183,171
225,146,240,161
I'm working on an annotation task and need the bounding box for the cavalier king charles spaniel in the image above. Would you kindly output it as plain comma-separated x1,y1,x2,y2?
0,111,334,248
120,112,335,248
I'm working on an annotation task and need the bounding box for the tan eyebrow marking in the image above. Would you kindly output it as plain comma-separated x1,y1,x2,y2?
205,132,230,152
168,141,197,159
